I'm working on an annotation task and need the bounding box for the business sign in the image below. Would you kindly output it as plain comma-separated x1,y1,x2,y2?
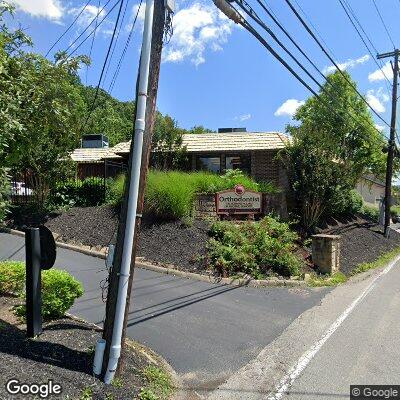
215,185,262,215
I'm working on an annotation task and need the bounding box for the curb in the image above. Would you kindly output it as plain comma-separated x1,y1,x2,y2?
1,226,307,288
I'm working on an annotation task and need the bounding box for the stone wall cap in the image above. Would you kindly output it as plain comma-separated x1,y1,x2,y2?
312,234,341,239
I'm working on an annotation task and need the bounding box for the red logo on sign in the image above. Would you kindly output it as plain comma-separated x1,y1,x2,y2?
234,185,245,195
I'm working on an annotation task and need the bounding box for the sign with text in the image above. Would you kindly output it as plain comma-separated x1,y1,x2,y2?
215,185,262,215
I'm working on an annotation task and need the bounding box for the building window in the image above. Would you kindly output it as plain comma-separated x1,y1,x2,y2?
225,154,251,175
196,156,221,173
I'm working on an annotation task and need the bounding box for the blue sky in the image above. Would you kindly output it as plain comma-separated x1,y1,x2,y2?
6,0,400,135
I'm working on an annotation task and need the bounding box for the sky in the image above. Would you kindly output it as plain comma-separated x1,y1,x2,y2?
5,0,400,135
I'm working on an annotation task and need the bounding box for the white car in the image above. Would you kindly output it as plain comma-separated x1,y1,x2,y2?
11,182,33,196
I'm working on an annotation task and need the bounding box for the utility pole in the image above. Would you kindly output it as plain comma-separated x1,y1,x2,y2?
101,0,167,382
378,49,399,238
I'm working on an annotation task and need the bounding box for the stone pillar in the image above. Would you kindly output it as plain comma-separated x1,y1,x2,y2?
311,234,341,275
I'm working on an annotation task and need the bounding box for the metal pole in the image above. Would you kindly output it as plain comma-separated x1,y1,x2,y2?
26,228,42,338
379,49,399,237
103,0,154,384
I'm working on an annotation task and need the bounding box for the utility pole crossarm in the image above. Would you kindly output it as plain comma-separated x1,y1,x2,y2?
377,49,399,238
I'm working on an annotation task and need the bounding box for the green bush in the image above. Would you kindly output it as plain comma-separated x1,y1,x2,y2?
207,216,304,278
0,168,10,222
391,205,400,218
49,177,105,208
109,170,278,221
0,261,25,294
0,261,84,320
360,204,380,222
106,174,125,206
342,190,363,215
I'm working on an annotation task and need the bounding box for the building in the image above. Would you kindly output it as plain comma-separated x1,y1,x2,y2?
112,131,289,186
356,175,385,206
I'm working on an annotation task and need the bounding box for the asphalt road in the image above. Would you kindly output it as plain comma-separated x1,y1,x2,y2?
0,232,328,393
282,257,400,400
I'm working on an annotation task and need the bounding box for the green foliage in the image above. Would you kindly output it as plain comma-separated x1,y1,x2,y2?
106,174,125,206
390,205,400,218
0,167,10,221
351,246,400,275
0,261,84,320
0,260,25,294
139,365,173,400
49,177,105,209
207,216,304,278
285,71,388,230
308,271,347,287
360,204,380,222
144,170,276,221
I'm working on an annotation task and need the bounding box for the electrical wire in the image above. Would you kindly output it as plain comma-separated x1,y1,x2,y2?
108,0,143,93
253,0,387,138
234,0,323,90
45,0,92,57
371,0,396,48
63,0,115,56
86,0,102,84
338,0,392,91
284,0,392,129
82,0,125,129
103,0,130,87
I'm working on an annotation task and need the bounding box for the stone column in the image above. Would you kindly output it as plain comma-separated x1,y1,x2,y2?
311,234,341,275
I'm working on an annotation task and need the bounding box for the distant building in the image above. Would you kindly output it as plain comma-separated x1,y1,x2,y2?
355,175,385,207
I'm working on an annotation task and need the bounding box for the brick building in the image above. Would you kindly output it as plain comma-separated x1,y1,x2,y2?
112,131,289,187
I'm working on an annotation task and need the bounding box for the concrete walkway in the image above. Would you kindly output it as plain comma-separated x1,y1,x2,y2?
0,232,329,394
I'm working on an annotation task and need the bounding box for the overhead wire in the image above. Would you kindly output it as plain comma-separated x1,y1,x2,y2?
63,0,115,56
283,0,392,129
338,0,392,92
82,0,125,130
252,0,388,138
86,0,102,84
371,0,396,48
45,0,92,57
108,0,143,93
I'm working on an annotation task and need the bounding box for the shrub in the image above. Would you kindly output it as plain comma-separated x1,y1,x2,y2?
0,168,10,222
0,261,25,294
0,261,84,320
391,205,400,219
360,204,380,222
106,175,125,206
49,177,105,209
113,169,278,221
207,216,304,278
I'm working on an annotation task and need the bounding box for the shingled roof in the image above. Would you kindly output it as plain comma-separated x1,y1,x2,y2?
113,132,288,154
70,148,121,163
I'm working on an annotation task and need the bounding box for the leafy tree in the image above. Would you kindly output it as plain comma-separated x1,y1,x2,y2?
188,125,213,134
285,71,388,230
0,4,88,205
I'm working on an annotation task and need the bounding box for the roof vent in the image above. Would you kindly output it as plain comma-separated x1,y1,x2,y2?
81,134,109,149
218,127,247,133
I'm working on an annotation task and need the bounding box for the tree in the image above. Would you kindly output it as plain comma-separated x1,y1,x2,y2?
285,71,388,230
0,4,89,206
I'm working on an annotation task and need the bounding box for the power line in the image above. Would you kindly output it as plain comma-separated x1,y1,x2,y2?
338,0,392,90
108,0,143,93
371,0,395,48
253,0,387,138
83,0,125,129
86,0,101,84
63,0,115,56
234,0,323,90
103,0,130,88
284,0,392,129
45,0,92,57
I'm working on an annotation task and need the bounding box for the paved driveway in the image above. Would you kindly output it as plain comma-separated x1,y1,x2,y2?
0,232,329,392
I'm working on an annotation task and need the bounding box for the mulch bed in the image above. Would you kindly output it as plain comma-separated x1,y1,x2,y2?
42,206,210,273
322,218,400,275
8,206,400,277
0,296,163,400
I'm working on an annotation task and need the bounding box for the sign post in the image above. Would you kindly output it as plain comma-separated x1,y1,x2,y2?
215,185,262,216
25,226,56,338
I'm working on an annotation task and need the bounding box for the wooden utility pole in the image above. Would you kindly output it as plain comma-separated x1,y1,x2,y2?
102,0,166,377
378,49,399,238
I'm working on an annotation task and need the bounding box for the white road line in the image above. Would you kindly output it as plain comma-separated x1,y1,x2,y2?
267,255,400,400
